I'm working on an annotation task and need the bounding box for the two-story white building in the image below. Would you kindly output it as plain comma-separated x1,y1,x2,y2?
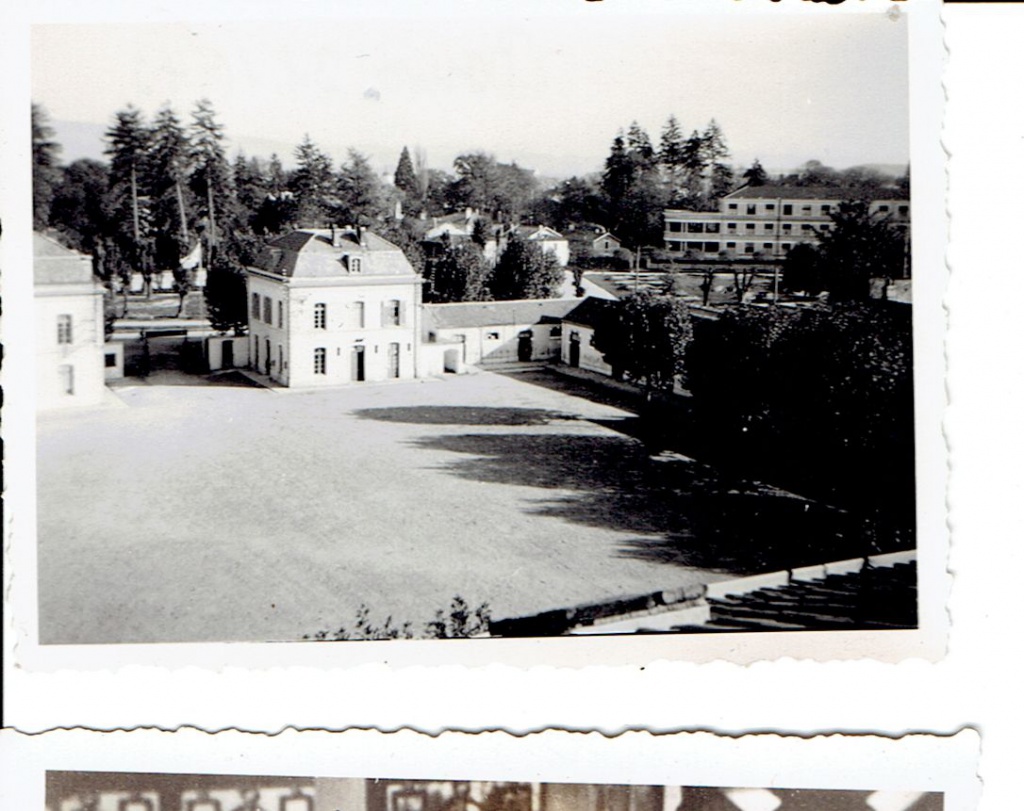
245,227,422,387
663,185,910,261
34,233,107,409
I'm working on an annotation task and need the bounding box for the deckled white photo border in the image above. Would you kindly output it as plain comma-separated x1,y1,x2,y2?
2,0,948,670
0,728,981,810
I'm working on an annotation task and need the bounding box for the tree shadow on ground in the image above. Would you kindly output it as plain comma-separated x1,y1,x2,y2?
411,429,873,575
354,405,578,426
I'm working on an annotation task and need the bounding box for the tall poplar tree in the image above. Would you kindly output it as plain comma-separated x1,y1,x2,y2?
659,115,687,204
32,103,61,231
188,98,235,267
105,105,153,289
147,105,194,267
393,145,419,213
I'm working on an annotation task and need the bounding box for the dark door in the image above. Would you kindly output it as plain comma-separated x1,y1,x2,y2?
352,345,366,381
222,339,234,368
264,339,271,375
517,330,533,362
569,332,580,367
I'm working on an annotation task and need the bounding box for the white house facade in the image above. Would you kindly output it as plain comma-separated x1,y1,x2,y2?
245,227,422,387
34,233,107,409
421,298,578,373
663,185,910,260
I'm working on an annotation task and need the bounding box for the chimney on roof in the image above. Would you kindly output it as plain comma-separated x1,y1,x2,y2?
356,225,365,245
330,225,342,248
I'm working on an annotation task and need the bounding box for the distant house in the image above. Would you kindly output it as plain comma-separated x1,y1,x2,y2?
513,224,570,267
663,184,910,261
566,224,623,264
34,233,108,409
244,227,422,387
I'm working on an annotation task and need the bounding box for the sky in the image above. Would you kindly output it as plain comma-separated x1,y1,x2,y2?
31,4,910,181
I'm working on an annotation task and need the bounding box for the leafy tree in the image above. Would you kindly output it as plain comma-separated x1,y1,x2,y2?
32,103,62,231
815,200,906,302
781,242,825,296
449,152,538,221
686,301,913,519
376,218,427,277
203,265,249,334
290,134,335,227
548,175,604,230
428,234,490,302
423,167,455,215
488,231,563,301
49,158,111,252
601,126,667,250
742,158,768,187
592,290,693,395
336,148,388,225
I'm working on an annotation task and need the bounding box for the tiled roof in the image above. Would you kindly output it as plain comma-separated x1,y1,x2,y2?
725,184,908,201
33,233,95,285
424,298,580,330
252,228,416,279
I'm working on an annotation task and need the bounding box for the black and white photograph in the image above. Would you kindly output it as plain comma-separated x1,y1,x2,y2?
9,0,945,658
1,729,981,811
43,773,943,811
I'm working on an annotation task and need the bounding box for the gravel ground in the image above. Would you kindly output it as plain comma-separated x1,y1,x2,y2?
37,369,744,644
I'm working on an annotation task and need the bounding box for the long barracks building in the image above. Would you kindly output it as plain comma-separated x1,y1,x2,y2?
663,184,909,261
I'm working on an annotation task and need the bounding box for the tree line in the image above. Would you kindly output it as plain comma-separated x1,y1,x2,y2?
593,288,914,538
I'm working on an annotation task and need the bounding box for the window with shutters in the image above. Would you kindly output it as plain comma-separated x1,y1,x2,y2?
384,299,401,327
251,293,260,318
57,314,73,345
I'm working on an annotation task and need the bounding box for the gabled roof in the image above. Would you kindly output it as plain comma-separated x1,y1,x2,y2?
423,298,580,330
252,228,416,279
514,224,565,241
724,184,908,202
33,233,94,285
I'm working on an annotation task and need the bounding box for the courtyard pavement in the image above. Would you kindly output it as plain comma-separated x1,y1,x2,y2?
37,368,838,645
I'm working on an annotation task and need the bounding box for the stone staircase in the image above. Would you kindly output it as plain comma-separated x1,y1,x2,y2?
677,561,918,633
489,552,918,637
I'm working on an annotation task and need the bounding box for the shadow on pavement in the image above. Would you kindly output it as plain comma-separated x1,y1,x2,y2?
411,428,867,575
354,405,578,426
